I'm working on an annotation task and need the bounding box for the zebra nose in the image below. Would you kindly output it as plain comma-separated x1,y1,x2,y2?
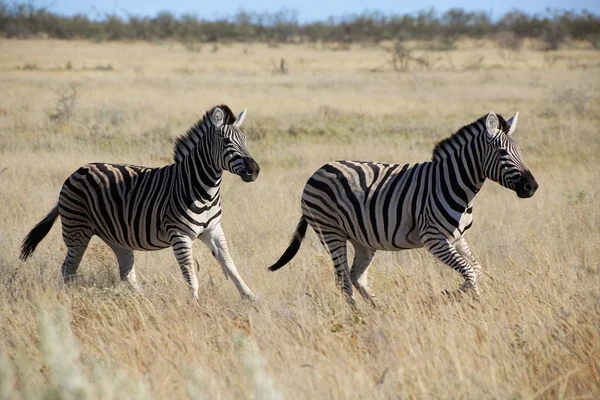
516,170,538,198
240,157,260,182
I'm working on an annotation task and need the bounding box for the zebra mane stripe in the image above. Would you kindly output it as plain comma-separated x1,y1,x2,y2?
432,113,507,161
173,104,237,163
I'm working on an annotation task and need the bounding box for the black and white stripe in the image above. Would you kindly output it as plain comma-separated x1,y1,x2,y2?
21,105,260,300
270,112,538,304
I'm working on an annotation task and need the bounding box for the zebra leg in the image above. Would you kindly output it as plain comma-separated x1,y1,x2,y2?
61,228,92,282
423,236,480,296
170,235,199,300
199,224,255,300
455,237,482,279
109,245,141,292
349,243,378,306
319,234,354,303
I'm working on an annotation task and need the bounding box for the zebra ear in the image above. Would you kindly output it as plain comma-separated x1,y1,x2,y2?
485,111,499,139
212,107,225,128
505,111,519,136
234,108,248,127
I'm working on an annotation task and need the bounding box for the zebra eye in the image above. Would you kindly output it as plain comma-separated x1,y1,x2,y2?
498,148,509,157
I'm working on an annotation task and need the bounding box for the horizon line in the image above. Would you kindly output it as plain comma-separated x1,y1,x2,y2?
42,5,600,24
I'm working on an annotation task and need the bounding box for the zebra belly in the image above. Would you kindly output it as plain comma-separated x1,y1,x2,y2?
81,203,221,251
346,217,424,251
94,232,171,251
93,202,222,250
83,209,172,251
302,194,424,251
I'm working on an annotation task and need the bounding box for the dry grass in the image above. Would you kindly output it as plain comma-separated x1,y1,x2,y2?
0,39,599,399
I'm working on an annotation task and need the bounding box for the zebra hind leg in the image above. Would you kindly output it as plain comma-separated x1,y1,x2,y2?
319,234,354,304
110,245,141,293
349,243,378,306
61,229,92,283
170,235,199,300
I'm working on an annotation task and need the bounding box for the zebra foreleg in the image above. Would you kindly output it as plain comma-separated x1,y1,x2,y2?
349,243,378,306
455,237,482,279
109,245,141,293
199,224,255,300
171,235,200,300
423,236,480,297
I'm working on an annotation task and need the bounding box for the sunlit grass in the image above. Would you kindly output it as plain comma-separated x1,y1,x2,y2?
0,39,599,399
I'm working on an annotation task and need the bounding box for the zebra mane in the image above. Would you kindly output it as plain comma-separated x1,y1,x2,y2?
432,113,508,161
173,105,237,163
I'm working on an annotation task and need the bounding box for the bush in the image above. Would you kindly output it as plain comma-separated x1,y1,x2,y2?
540,22,568,50
586,33,600,49
0,1,598,45
496,30,523,50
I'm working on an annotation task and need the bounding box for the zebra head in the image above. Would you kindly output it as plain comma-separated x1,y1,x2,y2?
483,111,538,198
210,106,260,182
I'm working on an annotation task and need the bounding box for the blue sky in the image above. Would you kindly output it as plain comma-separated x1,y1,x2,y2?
48,0,599,22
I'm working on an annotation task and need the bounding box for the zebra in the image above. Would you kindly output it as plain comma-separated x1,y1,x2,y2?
20,105,260,301
269,111,538,305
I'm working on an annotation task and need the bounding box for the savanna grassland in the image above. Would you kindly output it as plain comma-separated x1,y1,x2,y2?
0,38,599,399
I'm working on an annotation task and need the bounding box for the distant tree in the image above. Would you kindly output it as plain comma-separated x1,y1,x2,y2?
540,21,568,50
0,1,598,46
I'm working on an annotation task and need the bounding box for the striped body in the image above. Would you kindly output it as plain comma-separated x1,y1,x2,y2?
303,160,474,251
60,161,222,251
270,112,538,304
21,105,260,300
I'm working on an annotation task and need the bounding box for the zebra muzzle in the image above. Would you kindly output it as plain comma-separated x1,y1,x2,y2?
515,170,538,198
239,157,260,182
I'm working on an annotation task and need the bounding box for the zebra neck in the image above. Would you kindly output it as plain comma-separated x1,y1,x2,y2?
462,137,487,203
436,142,486,207
177,151,222,204
469,133,488,197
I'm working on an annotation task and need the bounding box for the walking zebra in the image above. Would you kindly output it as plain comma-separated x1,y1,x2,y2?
20,105,260,300
269,112,538,304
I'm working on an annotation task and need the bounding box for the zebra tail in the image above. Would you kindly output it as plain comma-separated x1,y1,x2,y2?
20,204,59,261
269,217,308,271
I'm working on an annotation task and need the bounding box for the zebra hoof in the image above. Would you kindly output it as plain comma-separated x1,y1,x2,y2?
62,274,80,284
241,292,257,302
459,282,480,298
345,296,358,308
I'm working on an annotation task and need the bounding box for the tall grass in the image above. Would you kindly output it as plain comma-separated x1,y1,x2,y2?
0,39,599,399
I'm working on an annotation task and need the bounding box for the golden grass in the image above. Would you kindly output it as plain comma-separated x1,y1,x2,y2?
0,39,599,399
